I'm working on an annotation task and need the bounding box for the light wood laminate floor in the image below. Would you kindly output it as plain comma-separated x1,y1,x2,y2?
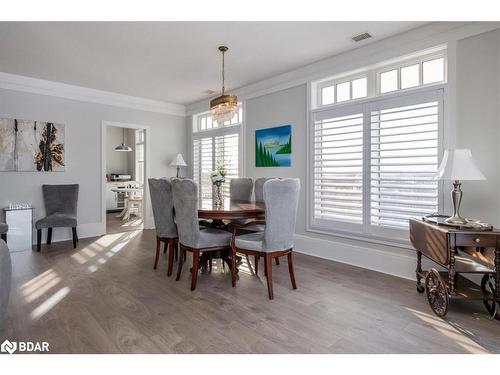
106,212,143,234
1,229,499,353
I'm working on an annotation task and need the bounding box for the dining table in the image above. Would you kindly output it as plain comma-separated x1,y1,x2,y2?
111,187,143,219
197,198,265,271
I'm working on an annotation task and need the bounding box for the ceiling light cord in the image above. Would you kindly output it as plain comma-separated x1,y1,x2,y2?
221,48,225,95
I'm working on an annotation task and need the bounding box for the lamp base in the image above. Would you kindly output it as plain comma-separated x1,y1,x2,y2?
444,215,468,225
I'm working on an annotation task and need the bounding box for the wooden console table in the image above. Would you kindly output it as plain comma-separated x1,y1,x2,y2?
409,218,500,319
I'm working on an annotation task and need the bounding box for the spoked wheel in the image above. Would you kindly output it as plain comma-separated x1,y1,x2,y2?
480,274,500,321
425,268,449,317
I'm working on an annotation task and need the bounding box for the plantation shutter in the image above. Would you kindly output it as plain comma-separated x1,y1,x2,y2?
192,130,240,203
312,104,365,232
215,133,239,199
369,90,441,231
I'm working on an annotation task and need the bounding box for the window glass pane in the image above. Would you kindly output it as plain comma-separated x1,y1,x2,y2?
380,70,398,93
321,85,335,105
352,77,367,99
206,116,213,129
200,117,206,130
336,82,350,102
401,64,420,89
423,58,444,84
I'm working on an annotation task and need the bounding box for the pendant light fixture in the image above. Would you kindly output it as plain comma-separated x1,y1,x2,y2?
210,46,238,125
114,128,132,152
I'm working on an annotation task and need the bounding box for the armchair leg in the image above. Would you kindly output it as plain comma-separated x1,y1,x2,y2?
154,237,160,270
47,228,52,245
287,252,297,290
37,229,42,252
175,248,184,281
167,238,175,277
265,254,274,300
72,227,78,249
275,258,280,266
191,250,200,291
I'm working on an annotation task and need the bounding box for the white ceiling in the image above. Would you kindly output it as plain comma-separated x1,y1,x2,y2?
0,22,427,105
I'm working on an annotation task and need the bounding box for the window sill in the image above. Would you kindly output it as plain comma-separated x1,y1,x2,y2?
306,225,413,251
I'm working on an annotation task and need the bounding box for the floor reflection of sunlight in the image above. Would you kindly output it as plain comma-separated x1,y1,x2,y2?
406,307,489,354
30,286,70,320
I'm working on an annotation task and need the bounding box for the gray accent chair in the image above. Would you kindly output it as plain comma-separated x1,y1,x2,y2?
229,178,253,202
0,222,7,243
148,178,178,276
0,239,12,330
35,184,79,252
172,178,232,290
230,178,300,299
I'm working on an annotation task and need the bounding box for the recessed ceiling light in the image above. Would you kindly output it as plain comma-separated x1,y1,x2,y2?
352,32,372,42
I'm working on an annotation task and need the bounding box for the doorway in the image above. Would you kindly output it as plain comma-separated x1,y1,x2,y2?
101,121,151,235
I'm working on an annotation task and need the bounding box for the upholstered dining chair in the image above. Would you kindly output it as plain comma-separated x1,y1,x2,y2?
254,177,273,203
229,178,253,202
35,184,79,252
148,178,178,276
0,239,12,330
172,178,232,291
230,178,300,300
0,222,7,243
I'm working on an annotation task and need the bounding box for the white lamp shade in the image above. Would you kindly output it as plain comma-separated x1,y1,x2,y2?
169,153,187,167
434,149,486,181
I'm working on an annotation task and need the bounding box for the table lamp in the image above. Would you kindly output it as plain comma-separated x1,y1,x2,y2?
433,149,486,225
169,153,187,178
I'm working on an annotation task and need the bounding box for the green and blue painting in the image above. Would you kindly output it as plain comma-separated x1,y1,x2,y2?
255,124,291,167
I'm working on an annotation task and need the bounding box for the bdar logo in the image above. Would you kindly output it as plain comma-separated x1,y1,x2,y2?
1,340,17,354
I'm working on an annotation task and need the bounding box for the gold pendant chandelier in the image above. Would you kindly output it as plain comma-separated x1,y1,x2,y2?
210,46,238,125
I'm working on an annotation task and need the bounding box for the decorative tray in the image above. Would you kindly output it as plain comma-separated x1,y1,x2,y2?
422,214,493,231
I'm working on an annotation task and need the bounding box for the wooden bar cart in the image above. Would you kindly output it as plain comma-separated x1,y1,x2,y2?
409,218,500,320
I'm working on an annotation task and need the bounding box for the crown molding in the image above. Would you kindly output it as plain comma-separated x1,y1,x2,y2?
0,72,186,117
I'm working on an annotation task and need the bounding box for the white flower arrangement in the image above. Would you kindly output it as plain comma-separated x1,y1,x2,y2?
210,161,227,187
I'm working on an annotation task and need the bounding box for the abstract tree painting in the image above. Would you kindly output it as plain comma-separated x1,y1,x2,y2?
0,118,65,172
255,124,291,167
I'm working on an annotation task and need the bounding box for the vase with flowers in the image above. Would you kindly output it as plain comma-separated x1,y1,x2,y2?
210,161,227,208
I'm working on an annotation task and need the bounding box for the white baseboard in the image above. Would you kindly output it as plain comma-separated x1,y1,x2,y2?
293,233,420,281
32,222,104,245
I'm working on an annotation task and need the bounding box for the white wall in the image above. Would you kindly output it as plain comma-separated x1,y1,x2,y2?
0,88,186,242
187,24,500,280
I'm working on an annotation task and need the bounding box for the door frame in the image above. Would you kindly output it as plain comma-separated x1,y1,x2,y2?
101,120,152,234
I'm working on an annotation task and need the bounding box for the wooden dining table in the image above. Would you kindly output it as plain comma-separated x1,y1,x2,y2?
197,198,265,270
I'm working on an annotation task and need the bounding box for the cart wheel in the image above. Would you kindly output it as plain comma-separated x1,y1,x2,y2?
480,274,500,321
425,268,449,317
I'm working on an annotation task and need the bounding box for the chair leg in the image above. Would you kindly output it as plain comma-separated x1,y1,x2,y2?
36,229,42,252
265,254,274,300
0,233,6,243
47,228,52,245
275,258,280,266
254,255,259,276
175,247,184,281
231,248,237,287
191,250,200,291
163,239,168,253
154,237,161,270
287,252,297,290
174,240,178,261
72,227,77,249
167,239,175,277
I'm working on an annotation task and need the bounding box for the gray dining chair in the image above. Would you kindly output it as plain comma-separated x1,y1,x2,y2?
0,239,12,330
35,184,79,252
0,222,7,243
148,178,178,276
172,178,232,291
254,177,273,203
230,178,253,202
230,178,300,299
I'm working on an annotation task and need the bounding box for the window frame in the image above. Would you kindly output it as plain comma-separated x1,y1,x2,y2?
308,85,445,245
135,129,145,186
191,106,244,202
